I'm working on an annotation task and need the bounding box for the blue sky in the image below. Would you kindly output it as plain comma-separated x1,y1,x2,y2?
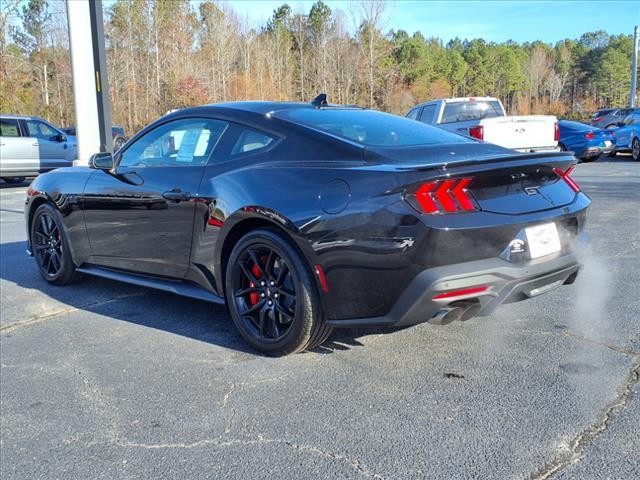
225,0,640,43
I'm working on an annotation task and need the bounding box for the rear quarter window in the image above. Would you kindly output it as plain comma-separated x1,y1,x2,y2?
230,128,275,156
0,119,21,137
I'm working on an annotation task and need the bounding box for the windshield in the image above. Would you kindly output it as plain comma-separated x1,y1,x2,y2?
275,108,471,147
441,100,504,123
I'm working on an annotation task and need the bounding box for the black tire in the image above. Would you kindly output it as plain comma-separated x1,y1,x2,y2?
225,228,332,356
114,137,126,152
30,203,80,285
2,177,26,184
559,143,567,152
632,138,640,162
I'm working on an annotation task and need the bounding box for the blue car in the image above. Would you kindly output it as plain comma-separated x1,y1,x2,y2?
557,120,615,162
610,112,640,161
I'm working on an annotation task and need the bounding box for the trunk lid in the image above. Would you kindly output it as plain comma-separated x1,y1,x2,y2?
364,143,578,215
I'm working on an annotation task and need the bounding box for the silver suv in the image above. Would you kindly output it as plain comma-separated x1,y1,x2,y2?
0,114,77,184
591,108,640,129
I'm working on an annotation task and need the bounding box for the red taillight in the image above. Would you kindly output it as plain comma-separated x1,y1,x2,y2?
433,286,489,300
593,116,603,123
584,132,595,140
469,125,484,140
553,166,581,193
415,182,439,213
434,179,458,212
554,122,560,142
207,217,224,227
412,177,476,214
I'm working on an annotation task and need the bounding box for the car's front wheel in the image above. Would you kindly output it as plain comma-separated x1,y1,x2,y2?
225,229,332,356
30,203,80,285
632,138,640,161
114,137,126,151
2,177,26,184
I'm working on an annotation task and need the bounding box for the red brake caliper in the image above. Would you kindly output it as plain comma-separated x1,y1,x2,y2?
248,262,263,305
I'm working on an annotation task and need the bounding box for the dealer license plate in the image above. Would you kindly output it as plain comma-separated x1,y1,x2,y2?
525,223,561,259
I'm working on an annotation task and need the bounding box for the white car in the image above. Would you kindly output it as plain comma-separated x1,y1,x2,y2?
407,97,559,153
0,115,77,183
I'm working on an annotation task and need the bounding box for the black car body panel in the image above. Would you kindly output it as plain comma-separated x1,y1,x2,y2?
26,102,591,327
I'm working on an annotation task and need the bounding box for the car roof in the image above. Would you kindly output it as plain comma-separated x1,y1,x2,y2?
413,97,499,108
0,114,43,121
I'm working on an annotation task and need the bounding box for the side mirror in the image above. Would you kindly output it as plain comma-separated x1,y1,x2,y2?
90,152,114,170
52,133,66,142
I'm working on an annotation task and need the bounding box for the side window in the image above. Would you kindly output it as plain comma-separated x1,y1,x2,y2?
419,104,437,123
25,120,57,141
0,119,21,137
406,108,421,120
119,118,227,168
230,128,275,156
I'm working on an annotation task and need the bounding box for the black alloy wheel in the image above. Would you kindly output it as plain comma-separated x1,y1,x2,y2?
2,177,26,184
31,204,79,285
226,229,332,356
114,137,126,152
232,245,296,342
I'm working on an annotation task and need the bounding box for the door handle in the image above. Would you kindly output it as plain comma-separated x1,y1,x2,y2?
162,190,192,201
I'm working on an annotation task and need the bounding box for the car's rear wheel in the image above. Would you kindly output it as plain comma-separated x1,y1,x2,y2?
632,138,640,161
31,204,79,285
225,229,332,356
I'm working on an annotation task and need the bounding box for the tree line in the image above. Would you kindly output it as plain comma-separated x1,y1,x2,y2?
1,0,637,135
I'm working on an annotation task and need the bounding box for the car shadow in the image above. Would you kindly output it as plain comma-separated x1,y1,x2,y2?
588,152,635,163
0,239,394,356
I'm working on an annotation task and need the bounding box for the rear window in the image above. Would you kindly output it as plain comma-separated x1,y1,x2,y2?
441,100,503,123
0,119,21,137
275,109,470,147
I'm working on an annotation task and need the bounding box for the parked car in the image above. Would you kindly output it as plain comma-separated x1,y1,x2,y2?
0,114,76,184
609,112,640,161
557,120,615,162
25,98,590,355
590,107,639,129
407,97,559,152
61,125,128,151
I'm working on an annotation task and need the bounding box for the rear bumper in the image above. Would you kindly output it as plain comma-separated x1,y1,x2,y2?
579,147,602,159
327,249,581,328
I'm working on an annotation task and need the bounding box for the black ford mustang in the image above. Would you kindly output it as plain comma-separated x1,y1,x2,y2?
25,98,590,355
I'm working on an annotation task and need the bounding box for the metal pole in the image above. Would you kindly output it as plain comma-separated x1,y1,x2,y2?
631,26,639,108
66,0,113,165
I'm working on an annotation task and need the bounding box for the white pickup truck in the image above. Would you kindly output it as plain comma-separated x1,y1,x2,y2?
406,97,559,152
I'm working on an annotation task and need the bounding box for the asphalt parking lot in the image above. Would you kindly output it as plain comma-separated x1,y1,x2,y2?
1,157,639,480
